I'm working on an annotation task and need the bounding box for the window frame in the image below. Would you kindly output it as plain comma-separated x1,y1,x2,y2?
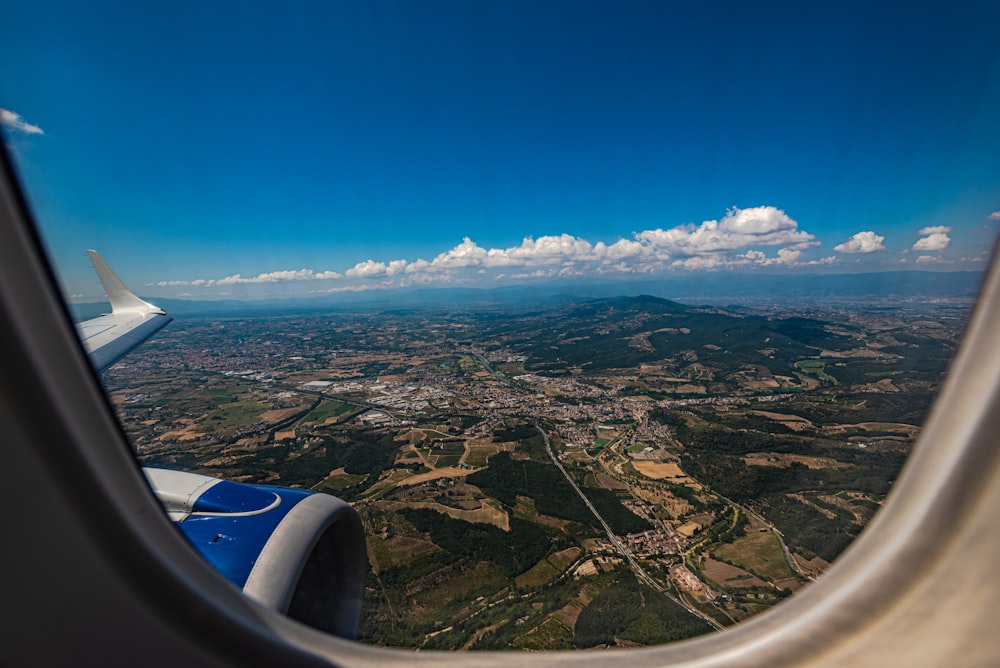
2,143,1000,666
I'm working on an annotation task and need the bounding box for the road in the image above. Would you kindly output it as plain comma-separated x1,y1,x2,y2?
534,424,725,632
470,352,513,387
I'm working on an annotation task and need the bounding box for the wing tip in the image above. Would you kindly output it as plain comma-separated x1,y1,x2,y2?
87,249,163,315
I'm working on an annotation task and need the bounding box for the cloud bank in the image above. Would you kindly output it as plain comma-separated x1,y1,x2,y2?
413,206,819,274
153,206,971,295
157,268,341,287
160,206,827,289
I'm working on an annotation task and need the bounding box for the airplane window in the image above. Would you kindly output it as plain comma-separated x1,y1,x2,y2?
2,0,998,652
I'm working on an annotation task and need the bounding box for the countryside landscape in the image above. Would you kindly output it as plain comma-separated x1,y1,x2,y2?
101,291,970,649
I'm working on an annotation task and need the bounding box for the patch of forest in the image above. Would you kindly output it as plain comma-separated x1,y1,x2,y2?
763,495,857,562
400,508,557,578
468,452,648,535
582,488,651,535
468,452,595,524
682,449,898,502
151,427,403,497
518,298,856,374
572,567,712,647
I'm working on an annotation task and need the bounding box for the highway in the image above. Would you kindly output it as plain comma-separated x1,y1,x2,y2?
470,352,513,387
534,424,725,632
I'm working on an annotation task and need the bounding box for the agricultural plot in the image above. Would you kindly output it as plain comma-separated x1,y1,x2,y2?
205,400,267,428
381,499,510,532
299,400,356,425
632,461,696,485
702,558,768,589
366,535,440,573
713,530,794,582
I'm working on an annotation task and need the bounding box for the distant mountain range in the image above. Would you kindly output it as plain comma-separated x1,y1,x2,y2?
69,270,985,320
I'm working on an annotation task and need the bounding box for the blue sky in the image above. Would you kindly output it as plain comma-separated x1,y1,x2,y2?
2,1,999,301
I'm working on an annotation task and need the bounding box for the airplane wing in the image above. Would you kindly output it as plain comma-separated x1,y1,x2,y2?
78,251,366,638
77,250,173,372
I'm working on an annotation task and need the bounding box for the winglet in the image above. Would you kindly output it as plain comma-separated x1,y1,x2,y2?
87,249,165,315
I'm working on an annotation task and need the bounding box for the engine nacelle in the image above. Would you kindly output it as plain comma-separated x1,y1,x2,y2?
144,468,366,638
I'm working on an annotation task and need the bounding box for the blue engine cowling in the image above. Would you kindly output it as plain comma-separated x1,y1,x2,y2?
143,468,366,638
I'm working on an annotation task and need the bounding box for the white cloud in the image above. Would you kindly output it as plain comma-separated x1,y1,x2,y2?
404,258,431,273
595,261,645,274
399,271,452,286
219,268,343,284
503,234,594,266
912,232,950,252
510,269,556,279
344,258,413,278
739,248,802,267
151,206,846,292
160,268,341,286
634,206,814,258
834,231,885,254
592,238,645,263
776,248,802,264
911,225,951,253
0,108,43,135
428,237,491,269
313,283,386,295
346,260,390,278
385,259,408,275
916,255,944,264
672,255,729,270
918,225,951,236
988,211,1000,221
422,206,813,274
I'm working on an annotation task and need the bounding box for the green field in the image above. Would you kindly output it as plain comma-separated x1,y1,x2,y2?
864,370,899,378
794,359,837,383
435,454,463,468
431,441,466,456
411,560,508,623
464,448,496,467
207,400,267,427
366,535,441,573
514,558,560,589
573,568,713,647
714,530,795,582
300,400,355,424
313,471,367,492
